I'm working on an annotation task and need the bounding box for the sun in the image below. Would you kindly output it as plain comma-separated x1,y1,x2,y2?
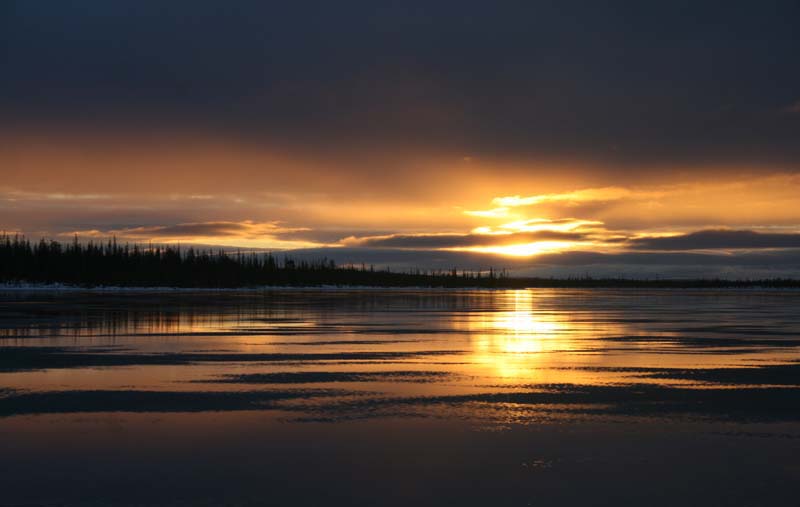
456,241,576,257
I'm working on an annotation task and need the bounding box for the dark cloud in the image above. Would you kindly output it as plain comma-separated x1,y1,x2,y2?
142,222,252,237
2,1,799,169
287,246,800,268
283,247,800,278
60,221,306,242
2,2,799,279
533,249,800,268
630,230,800,251
348,231,584,249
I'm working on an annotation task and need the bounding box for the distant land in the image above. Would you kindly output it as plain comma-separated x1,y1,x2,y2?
2,235,799,289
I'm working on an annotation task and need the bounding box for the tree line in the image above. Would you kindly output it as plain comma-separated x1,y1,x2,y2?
0,234,510,287
1,234,799,288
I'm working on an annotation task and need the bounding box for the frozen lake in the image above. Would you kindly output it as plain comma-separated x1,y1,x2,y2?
2,288,799,506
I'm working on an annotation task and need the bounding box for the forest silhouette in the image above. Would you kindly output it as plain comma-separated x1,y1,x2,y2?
1,234,798,289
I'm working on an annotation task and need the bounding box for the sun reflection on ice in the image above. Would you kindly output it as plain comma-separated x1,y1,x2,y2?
466,290,576,379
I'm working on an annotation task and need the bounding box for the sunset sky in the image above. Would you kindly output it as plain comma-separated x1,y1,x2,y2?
2,2,800,277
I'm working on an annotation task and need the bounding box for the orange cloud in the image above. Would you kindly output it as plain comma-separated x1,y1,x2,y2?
61,221,319,250
490,186,665,208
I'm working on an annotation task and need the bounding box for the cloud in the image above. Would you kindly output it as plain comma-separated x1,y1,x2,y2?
279,246,800,278
0,189,112,203
463,208,510,218
492,218,604,233
4,3,800,173
311,246,800,277
464,176,800,235
493,187,630,207
629,230,800,251
95,221,304,238
341,231,586,249
60,220,319,249
491,187,666,208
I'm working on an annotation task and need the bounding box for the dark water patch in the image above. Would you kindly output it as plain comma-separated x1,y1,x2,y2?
0,388,346,417
567,351,762,358
554,363,800,386
668,325,800,337
549,366,678,374
276,360,473,367
11,382,799,423
642,363,800,386
290,384,800,423
0,346,462,372
267,339,424,346
347,328,461,335
234,327,461,336
199,371,454,384
566,346,772,356
0,329,425,339
0,329,453,339
603,334,800,347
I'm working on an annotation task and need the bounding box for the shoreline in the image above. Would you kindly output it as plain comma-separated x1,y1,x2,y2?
3,282,800,292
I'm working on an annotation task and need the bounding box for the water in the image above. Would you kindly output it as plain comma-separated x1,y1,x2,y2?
1,289,799,506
